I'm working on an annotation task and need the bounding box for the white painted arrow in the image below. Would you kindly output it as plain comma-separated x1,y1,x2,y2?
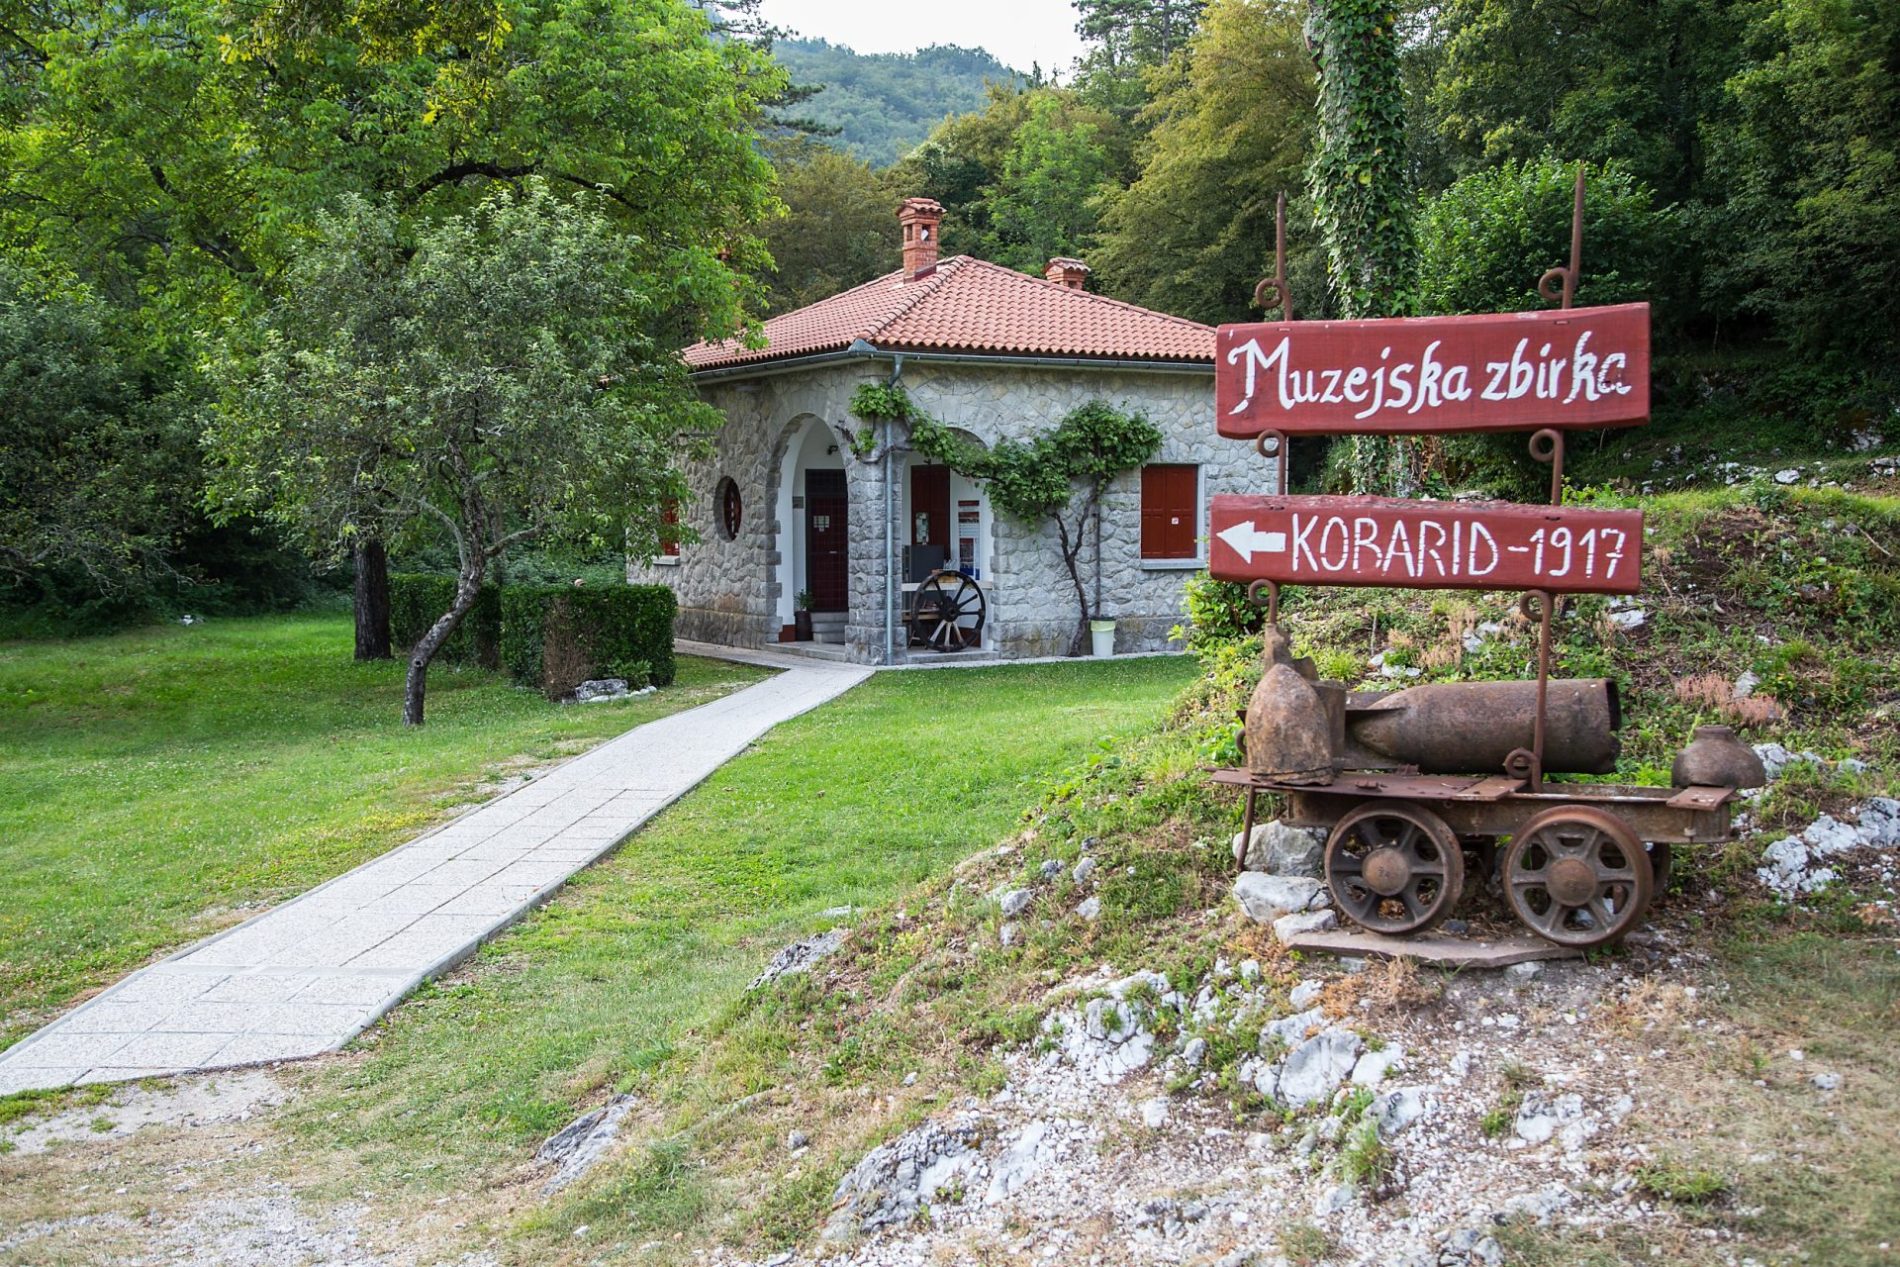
1216,520,1287,563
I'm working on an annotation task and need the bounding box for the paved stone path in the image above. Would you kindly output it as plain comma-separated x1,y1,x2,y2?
0,656,869,1095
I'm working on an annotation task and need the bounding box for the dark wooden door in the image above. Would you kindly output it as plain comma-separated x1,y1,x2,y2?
910,464,951,548
806,469,848,612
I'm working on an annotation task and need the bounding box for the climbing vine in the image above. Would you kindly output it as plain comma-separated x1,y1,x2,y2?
851,385,1163,655
1305,0,1420,493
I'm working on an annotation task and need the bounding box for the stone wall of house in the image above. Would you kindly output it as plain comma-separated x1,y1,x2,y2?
631,357,1271,663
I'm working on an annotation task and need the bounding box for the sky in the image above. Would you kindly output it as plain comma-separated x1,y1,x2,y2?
753,0,1085,76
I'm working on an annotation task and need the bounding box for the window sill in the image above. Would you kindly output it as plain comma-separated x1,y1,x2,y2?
652,556,681,567
1140,557,1205,571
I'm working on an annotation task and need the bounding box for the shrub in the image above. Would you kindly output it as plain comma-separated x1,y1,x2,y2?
500,583,677,696
1177,571,1263,650
388,574,501,668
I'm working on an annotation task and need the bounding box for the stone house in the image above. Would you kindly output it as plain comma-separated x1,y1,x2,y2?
634,198,1272,664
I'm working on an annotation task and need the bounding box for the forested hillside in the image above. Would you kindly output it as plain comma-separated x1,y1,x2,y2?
771,39,1025,167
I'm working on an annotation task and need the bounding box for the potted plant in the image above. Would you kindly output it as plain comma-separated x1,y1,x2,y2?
794,590,815,641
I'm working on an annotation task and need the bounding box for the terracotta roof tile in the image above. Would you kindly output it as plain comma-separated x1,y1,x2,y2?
683,257,1214,372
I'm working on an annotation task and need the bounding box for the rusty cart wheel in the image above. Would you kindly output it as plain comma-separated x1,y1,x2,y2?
1324,801,1465,935
1502,806,1654,949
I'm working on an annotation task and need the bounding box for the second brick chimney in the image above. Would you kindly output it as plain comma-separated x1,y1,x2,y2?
1044,257,1091,290
898,197,944,279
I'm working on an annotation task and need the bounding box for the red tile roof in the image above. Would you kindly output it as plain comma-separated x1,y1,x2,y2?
683,257,1215,372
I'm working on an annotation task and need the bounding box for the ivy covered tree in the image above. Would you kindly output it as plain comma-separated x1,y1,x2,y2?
1306,0,1420,493
206,185,714,726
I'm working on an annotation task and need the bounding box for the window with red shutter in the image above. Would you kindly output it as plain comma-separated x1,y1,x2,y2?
660,497,680,557
1140,464,1199,560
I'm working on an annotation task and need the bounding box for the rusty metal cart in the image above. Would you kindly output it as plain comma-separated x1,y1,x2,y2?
1212,765,1736,949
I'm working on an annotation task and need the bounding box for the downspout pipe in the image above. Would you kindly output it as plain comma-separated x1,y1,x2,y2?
883,352,904,666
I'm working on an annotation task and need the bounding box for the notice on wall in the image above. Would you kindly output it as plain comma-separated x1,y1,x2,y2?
1216,304,1650,438
1209,494,1643,594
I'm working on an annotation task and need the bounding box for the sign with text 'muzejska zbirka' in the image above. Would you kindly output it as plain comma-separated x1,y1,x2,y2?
1208,495,1644,595
1216,303,1650,439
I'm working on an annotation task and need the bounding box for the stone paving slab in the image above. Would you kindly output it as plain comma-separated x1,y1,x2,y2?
1282,927,1585,967
0,658,869,1096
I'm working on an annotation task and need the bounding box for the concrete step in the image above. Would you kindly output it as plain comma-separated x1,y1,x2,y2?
777,641,853,663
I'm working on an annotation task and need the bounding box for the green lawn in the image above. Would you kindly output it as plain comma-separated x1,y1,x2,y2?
0,613,772,1045
286,654,1198,1199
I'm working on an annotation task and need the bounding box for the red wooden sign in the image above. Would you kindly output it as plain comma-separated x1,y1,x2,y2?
1216,304,1650,439
1208,494,1644,594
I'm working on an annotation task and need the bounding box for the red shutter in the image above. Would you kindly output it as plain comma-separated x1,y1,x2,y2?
660,497,680,557
1141,464,1198,559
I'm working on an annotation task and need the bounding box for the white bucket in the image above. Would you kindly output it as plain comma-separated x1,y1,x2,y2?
1089,618,1116,658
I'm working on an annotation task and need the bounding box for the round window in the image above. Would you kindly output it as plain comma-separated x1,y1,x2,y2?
717,476,742,540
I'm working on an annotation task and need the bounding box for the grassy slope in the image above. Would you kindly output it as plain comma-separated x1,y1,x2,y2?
279,657,1198,1204
460,484,1896,1265
0,614,771,1045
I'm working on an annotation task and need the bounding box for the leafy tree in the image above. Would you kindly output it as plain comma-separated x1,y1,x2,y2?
892,85,1046,258
1705,0,1900,358
1418,157,1678,317
1076,0,1208,70
983,93,1115,272
758,140,897,313
0,262,191,596
1417,157,1679,496
1093,0,1317,325
1073,0,1208,129
205,185,715,726
1427,0,1737,207
2,0,783,625
899,394,1163,656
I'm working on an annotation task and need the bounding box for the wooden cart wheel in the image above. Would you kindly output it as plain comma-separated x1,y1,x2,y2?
912,572,985,652
1325,801,1466,936
1503,806,1654,949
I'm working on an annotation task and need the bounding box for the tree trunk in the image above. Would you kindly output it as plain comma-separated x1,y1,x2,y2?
1090,492,1103,623
353,538,391,661
1055,513,1092,657
402,564,484,726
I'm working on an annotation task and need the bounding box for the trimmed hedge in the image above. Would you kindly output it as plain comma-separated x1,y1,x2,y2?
500,583,677,694
389,573,501,669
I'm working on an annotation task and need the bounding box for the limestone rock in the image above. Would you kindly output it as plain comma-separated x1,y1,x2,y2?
1233,872,1327,925
1231,819,1328,877
750,927,846,989
536,1095,636,1195
1273,908,1337,941
1273,1028,1365,1108
825,1118,984,1239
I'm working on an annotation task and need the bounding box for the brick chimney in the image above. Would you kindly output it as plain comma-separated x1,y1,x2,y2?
898,197,944,279
1045,257,1091,290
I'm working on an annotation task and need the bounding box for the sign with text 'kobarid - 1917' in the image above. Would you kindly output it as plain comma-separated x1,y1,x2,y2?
1208,494,1644,595
1216,304,1650,439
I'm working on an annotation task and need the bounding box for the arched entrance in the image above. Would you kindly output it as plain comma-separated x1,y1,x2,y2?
772,415,849,644
898,432,993,653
